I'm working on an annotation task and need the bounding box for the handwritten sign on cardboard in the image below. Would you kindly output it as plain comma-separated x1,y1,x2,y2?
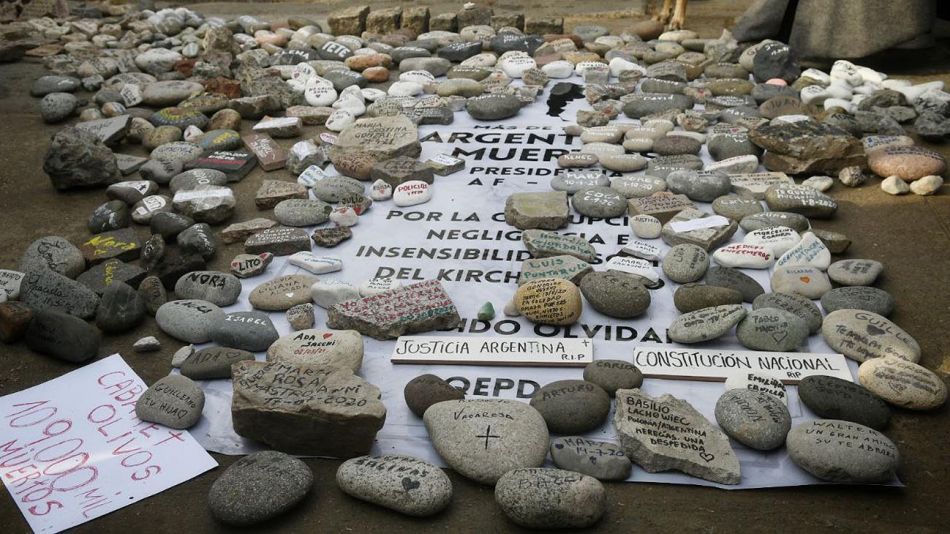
632,347,852,383
391,336,593,367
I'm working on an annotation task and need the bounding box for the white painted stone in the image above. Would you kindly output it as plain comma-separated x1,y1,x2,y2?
370,179,393,201
393,180,432,207
775,232,831,270
289,252,343,274
743,226,802,257
358,277,402,297
330,206,359,227
712,243,774,269
310,279,360,309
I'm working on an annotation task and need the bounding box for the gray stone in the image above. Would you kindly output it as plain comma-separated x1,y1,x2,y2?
623,93,694,118
95,282,145,334
138,275,167,315
177,223,217,259
798,375,891,430
495,468,606,529
523,230,597,263
673,284,744,313
753,292,823,334
647,154,705,179
19,267,99,319
40,93,78,124
715,389,791,451
614,389,740,484
786,420,899,483
423,399,549,485
666,170,732,202
273,199,333,227
669,304,747,344
504,192,569,230
466,94,522,120
88,200,130,234
327,280,461,340
208,451,313,526
739,211,810,233
579,271,651,318
827,259,883,286
155,299,225,343
550,437,632,480
821,309,920,363
31,75,80,97
174,271,241,307
106,180,158,205
211,311,279,352
232,360,387,456
245,226,311,256
312,176,365,203
661,209,739,251
171,185,235,224
582,360,643,397
653,136,703,156
337,455,452,517
611,175,667,198
518,255,591,286
712,195,764,221
820,287,896,317
135,375,205,430
736,308,808,352
20,236,85,279
770,265,832,299
571,187,627,218
25,308,99,363
662,244,709,284
249,275,317,311
286,303,315,331
150,212,194,239
131,194,173,223
752,42,800,83
551,171,610,194
43,127,118,191
180,346,255,380
530,380,611,434
404,374,465,418
706,267,765,303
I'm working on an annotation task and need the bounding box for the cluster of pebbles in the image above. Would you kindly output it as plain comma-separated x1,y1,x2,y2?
0,1,948,529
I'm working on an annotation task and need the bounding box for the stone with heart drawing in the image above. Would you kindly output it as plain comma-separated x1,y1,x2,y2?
858,356,947,410
614,389,740,484
736,308,809,352
770,265,832,299
248,274,317,311
336,455,452,517
549,436,632,481
821,309,921,363
423,399,549,485
775,232,831,271
265,329,364,372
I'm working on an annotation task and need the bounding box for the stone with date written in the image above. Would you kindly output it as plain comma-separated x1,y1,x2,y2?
19,267,100,319
614,389,740,484
266,329,364,372
327,280,461,340
180,346,255,380
550,436,632,480
627,192,695,224
424,399,549,485
523,229,597,263
231,360,387,457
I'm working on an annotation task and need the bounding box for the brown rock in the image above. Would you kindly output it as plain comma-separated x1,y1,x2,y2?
868,145,947,182
0,302,33,343
363,66,390,83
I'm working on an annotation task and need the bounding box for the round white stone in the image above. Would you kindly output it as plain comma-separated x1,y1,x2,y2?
393,180,432,207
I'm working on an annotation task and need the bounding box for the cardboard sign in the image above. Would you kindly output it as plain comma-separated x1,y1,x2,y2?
391,336,593,367
632,347,853,383
0,356,217,533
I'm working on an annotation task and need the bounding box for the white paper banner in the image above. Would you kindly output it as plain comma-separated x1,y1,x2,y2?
0,355,217,533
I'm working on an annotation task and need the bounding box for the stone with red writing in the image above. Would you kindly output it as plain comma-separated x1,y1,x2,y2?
19,236,85,279
136,374,205,429
327,279,461,340
249,274,318,311
244,226,311,256
181,346,255,380
221,218,278,244
243,133,288,171
267,329,364,372
174,270,242,306
393,180,433,207
515,278,583,326
211,311,279,352
786,420,899,483
230,253,273,279
76,259,146,296
155,299,226,343
231,360,387,456
255,180,308,209
25,308,99,363
614,389,740,484
424,399,549,485
713,243,774,270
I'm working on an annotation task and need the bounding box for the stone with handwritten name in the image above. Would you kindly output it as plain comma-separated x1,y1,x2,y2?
232,360,387,456
713,243,775,270
570,186,628,219
181,346,255,380
337,455,452,517
550,436,632,480
136,374,205,429
742,226,802,257
821,309,920,363
504,191,570,230
19,267,100,319
404,374,466,418
286,303,314,331
518,255,592,286
174,270,242,306
25,308,99,363
739,212,810,234
138,275,166,315
155,299,225,343
272,199,332,227
222,218,278,244
786,420,899,483
514,278,583,326
827,259,884,287
662,244,709,284
705,267,765,303
626,192,694,224
0,270,24,299
230,253,273,279
669,304,747,344
770,265,832,299
495,468,606,529
858,356,947,410
328,115,421,173
798,375,890,429
75,258,146,296
820,287,895,317
106,180,158,205
530,380,611,434
327,279,461,339
629,214,662,239
614,389,740,484
244,226,311,256
724,372,788,406
736,308,808,352
79,228,142,265
249,274,317,311
210,311,279,352
19,236,85,279
775,232,831,271
208,451,313,525
424,399,549,485
751,292,822,334
580,271,651,319
266,329,364,372
551,171,610,194
582,360,643,397
523,230,597,263
715,389,791,451
673,284,744,313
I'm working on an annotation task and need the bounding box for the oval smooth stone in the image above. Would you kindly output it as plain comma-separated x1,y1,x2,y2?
786,420,899,483
529,380,611,434
495,468,606,529
798,375,891,429
858,357,948,410
820,286,895,317
715,389,791,451
821,309,920,363
752,292,823,333
514,278,583,326
668,304,747,344
336,455,452,517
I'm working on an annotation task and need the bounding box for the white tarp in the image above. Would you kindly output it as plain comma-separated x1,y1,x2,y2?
182,83,899,490
0,355,217,533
